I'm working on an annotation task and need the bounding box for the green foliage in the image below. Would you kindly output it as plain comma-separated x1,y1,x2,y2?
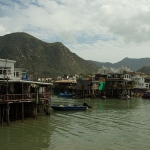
0,32,98,78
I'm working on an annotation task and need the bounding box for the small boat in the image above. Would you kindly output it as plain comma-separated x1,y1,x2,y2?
58,92,73,98
51,103,91,111
121,97,131,100
142,91,150,99
101,96,106,99
121,95,131,100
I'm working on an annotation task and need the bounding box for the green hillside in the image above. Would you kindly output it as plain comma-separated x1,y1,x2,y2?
137,66,150,75
0,32,98,77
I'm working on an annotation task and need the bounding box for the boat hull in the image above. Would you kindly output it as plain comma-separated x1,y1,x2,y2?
51,105,87,111
58,93,73,98
142,91,150,99
121,96,132,100
142,96,150,99
121,98,130,100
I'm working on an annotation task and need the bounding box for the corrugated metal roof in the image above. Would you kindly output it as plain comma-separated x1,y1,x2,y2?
54,80,76,83
0,80,53,85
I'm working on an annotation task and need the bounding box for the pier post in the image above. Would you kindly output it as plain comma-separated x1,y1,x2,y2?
15,104,18,121
92,90,94,98
82,90,84,98
33,104,37,119
0,105,1,125
112,89,113,97
1,106,4,126
22,102,24,122
35,104,37,119
6,103,10,126
45,100,50,115
44,101,46,112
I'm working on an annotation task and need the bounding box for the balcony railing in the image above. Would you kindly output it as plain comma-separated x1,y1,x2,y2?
0,92,51,102
106,84,135,89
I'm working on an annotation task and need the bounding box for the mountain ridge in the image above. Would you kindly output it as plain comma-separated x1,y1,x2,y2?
89,57,150,71
0,32,98,77
1,32,150,77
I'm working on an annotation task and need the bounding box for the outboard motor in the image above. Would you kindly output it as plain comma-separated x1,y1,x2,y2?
83,102,92,109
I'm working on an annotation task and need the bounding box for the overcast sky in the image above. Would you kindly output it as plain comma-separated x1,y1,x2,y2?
0,0,150,63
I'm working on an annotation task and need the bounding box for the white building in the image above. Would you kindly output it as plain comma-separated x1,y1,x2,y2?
121,71,149,90
118,66,130,74
0,59,28,81
108,67,118,74
14,68,25,80
98,66,109,74
98,66,129,74
0,58,16,80
129,72,148,89
0,58,53,95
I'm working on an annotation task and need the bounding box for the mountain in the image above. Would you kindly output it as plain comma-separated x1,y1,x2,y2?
88,60,113,68
89,57,150,71
0,32,98,77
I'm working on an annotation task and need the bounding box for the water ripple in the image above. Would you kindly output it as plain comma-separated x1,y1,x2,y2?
1,97,150,150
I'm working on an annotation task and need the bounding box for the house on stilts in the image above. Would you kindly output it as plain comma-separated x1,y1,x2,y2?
0,58,53,125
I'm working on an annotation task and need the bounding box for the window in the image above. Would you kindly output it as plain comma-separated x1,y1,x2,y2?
7,69,11,74
3,70,6,74
16,72,19,77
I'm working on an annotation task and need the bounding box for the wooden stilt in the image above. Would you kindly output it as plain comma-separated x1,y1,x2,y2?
22,102,24,122
16,104,18,121
6,103,10,126
1,106,4,126
28,104,32,117
0,105,1,125
37,105,40,112
33,104,37,119
35,104,37,119
46,100,50,115
44,101,46,112
32,103,35,117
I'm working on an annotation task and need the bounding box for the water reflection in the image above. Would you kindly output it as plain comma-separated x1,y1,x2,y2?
0,116,53,150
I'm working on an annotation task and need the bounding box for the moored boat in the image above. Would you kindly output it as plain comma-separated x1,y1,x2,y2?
51,105,87,111
142,91,150,99
121,97,131,100
121,95,132,100
51,103,91,111
58,92,73,98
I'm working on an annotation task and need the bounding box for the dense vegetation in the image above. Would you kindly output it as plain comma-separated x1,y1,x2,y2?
0,32,98,77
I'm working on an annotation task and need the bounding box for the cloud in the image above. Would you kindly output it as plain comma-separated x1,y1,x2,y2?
0,24,9,35
0,0,150,63
98,1,150,43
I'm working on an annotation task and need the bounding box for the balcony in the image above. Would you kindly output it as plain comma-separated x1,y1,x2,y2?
92,85,98,90
0,92,51,102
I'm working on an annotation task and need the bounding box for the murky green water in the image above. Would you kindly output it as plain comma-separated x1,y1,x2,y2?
1,96,150,150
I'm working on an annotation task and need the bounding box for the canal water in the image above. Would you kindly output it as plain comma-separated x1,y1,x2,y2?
0,96,150,150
